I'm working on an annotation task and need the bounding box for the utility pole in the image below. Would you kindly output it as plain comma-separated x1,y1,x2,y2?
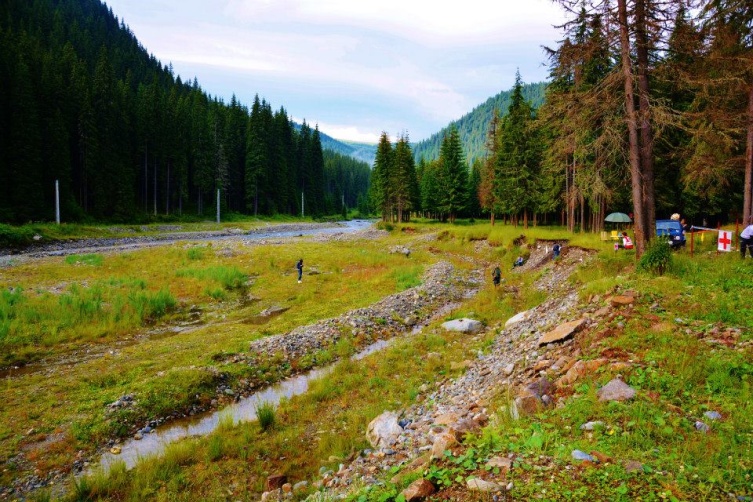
55,180,60,225
301,191,304,218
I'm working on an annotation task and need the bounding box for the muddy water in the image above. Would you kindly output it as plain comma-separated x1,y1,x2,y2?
94,338,395,474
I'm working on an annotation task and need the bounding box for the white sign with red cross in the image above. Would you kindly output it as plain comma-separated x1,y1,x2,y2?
718,230,732,252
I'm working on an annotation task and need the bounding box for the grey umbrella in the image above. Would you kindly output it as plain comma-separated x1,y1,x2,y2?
605,212,632,223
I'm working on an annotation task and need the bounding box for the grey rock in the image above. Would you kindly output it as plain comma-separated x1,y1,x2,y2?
704,411,722,421
597,378,636,402
441,318,483,334
467,478,503,492
580,421,605,431
366,411,403,448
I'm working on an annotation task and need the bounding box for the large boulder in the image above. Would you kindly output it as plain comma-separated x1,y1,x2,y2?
366,411,404,448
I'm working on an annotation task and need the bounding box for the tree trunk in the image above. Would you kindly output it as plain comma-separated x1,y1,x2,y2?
635,0,656,244
618,0,646,256
744,83,753,224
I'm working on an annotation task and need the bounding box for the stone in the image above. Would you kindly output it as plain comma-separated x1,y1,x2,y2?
533,359,552,372
538,319,586,346
579,421,604,431
597,378,636,402
434,413,459,426
266,473,287,491
486,456,513,472
450,418,481,441
695,421,710,433
525,377,554,399
292,481,309,492
260,489,281,502
571,450,595,462
505,310,530,328
401,478,436,501
625,460,644,473
704,411,722,421
466,478,503,492
109,446,121,455
366,411,404,448
502,363,515,376
556,358,608,387
441,318,483,334
430,431,458,460
610,295,635,306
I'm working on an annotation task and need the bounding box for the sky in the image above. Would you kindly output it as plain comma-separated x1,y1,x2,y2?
104,0,568,144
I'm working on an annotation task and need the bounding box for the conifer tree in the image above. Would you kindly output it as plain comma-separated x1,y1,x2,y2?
370,132,393,221
436,126,468,223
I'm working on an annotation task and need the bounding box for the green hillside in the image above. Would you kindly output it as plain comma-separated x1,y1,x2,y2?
0,0,370,223
412,82,547,165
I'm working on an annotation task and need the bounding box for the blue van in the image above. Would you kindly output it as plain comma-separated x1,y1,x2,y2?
656,220,686,248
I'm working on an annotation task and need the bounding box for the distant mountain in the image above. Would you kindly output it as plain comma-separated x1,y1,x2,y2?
293,126,376,167
412,82,548,166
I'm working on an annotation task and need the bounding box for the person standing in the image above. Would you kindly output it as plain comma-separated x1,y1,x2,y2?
491,266,501,287
553,243,561,259
740,224,753,258
296,258,303,283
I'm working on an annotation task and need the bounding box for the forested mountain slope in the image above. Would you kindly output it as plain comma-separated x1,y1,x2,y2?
0,0,369,223
412,82,547,165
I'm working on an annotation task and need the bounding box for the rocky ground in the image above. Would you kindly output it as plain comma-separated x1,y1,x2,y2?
262,243,614,501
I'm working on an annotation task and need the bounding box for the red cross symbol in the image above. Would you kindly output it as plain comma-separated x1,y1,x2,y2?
718,231,732,251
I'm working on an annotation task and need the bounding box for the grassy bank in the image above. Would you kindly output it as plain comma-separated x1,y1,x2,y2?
2,221,751,501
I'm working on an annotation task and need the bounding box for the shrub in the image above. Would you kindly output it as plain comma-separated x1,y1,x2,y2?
255,401,276,431
638,239,672,276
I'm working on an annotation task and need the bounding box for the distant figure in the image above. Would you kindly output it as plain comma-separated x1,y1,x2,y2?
740,223,753,258
620,232,634,249
680,218,691,234
296,258,303,283
491,266,501,287
513,256,525,268
553,243,561,259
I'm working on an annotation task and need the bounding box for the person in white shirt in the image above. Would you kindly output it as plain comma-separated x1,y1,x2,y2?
620,232,634,249
740,224,753,258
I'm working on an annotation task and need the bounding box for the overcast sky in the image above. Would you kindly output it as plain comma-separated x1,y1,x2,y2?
104,0,568,143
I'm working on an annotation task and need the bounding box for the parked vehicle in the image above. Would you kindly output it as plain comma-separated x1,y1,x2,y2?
656,219,686,248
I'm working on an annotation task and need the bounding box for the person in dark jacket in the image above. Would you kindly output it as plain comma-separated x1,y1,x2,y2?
296,258,303,283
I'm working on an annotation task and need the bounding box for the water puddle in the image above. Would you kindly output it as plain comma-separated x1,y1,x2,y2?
93,337,396,474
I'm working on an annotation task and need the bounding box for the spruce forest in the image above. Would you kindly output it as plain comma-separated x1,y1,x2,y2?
368,0,752,256
0,0,372,224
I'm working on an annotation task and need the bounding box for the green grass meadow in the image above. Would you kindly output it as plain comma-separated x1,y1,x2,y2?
1,221,751,501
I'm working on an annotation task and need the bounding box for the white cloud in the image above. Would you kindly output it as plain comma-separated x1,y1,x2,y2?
310,122,382,143
105,0,567,141
224,0,566,45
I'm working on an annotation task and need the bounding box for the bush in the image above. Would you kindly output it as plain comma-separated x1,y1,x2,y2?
0,224,35,248
638,239,672,276
255,401,276,431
